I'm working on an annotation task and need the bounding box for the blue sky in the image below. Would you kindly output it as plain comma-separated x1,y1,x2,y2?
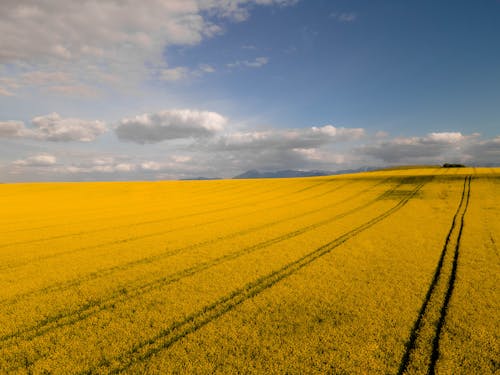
167,0,500,135
0,0,499,181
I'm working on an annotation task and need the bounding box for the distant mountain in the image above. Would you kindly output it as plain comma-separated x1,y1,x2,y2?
233,169,329,179
330,166,379,175
180,176,221,180
233,167,379,179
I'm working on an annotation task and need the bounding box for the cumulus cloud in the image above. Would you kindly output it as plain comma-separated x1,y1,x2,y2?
140,161,162,171
182,124,366,174
0,121,25,137
311,125,365,140
0,70,95,97
358,131,475,164
9,153,204,181
31,113,106,141
4,121,498,182
375,131,389,138
0,113,106,142
0,2,226,64
211,125,364,151
13,154,57,166
44,156,138,175
427,132,464,143
0,1,296,95
115,109,227,143
463,136,500,164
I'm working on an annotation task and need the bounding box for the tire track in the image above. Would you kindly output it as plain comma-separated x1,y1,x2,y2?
83,181,426,375
0,178,404,349
0,178,341,270
0,179,311,248
397,176,471,375
0,178,273,235
1,178,387,305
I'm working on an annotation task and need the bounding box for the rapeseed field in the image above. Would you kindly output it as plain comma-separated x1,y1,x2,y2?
0,167,498,374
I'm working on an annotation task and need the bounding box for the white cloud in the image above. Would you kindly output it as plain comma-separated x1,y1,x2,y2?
0,70,98,98
0,113,107,142
375,130,389,138
463,136,500,164
227,56,269,68
30,113,107,142
160,67,190,81
140,161,162,171
292,148,346,163
311,125,365,140
13,154,57,166
0,87,15,96
115,109,227,144
92,157,116,166
427,132,464,143
45,84,99,98
20,71,72,85
0,121,25,137
47,156,138,175
190,124,365,174
0,1,295,95
330,12,357,22
4,129,499,182
245,57,269,68
212,125,364,151
114,163,136,172
172,155,192,163
0,2,211,64
357,131,477,164
198,64,215,73
160,63,215,81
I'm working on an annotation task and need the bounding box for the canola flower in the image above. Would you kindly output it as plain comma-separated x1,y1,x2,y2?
0,167,498,374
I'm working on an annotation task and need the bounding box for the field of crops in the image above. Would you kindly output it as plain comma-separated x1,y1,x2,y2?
0,167,498,374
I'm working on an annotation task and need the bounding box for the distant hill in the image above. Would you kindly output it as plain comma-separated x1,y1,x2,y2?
180,176,221,180
233,167,377,179
331,166,379,175
233,169,331,179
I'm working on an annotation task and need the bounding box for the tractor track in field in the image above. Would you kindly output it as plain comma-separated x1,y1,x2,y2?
0,178,404,351
0,176,311,234
0,178,317,248
0,181,282,236
0,178,363,305
0,178,353,271
397,175,471,375
81,181,427,375
0,179,252,231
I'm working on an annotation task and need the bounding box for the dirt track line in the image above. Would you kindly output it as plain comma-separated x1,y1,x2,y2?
0,179,372,305
397,176,471,375
428,176,471,374
0,179,251,231
84,182,426,375
0,177,306,235
0,178,320,248
0,179,345,271
0,179,402,350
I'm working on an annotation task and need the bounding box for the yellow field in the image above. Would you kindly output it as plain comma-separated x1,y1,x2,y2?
0,167,498,374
